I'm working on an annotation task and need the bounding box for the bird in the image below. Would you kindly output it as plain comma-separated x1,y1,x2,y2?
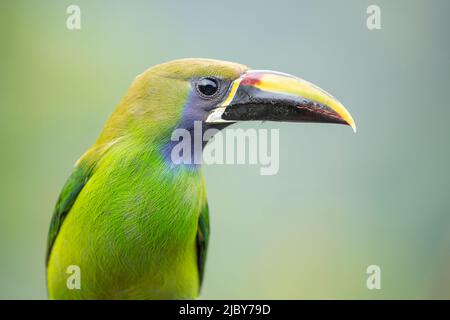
46,58,356,299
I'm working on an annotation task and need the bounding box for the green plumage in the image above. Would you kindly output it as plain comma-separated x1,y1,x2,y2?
46,159,91,264
46,59,247,299
47,57,356,299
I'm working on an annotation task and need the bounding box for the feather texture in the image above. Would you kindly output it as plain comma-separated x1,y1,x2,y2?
47,59,247,299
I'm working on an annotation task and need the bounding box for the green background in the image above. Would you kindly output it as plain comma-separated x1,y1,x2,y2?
1,0,450,299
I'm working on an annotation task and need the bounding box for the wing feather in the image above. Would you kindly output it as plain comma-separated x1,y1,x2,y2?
197,202,210,290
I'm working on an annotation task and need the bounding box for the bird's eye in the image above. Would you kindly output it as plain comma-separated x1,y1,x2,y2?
196,77,219,98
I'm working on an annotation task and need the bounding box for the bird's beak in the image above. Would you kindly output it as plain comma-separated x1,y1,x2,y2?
205,70,356,132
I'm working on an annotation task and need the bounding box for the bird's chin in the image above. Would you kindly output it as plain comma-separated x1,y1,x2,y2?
204,122,233,131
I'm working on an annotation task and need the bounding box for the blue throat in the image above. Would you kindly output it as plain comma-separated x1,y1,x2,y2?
161,91,215,170
160,91,232,169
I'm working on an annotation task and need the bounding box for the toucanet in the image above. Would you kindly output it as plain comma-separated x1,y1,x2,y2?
46,58,356,299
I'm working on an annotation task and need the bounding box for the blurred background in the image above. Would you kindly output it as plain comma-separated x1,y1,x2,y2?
1,0,450,299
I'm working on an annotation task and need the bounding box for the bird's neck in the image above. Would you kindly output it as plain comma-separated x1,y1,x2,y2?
160,125,206,170
160,122,230,169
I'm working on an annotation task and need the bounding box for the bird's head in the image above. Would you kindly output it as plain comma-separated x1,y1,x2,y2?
99,58,356,164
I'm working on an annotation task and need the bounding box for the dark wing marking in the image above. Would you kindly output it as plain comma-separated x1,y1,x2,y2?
46,162,94,265
197,201,210,291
